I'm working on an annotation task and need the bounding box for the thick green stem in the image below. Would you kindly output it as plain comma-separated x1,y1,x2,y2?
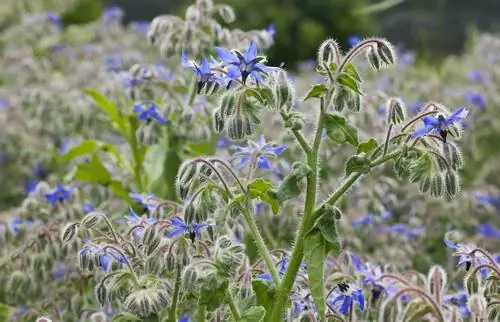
241,203,280,285
226,287,241,320
168,264,182,322
267,99,325,321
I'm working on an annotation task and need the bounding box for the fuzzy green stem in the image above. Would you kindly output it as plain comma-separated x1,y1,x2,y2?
241,203,280,285
226,287,241,320
268,98,325,321
198,305,206,322
168,264,182,322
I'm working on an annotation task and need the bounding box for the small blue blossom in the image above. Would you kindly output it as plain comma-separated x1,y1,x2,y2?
103,5,124,24
266,23,276,39
328,282,365,315
44,184,74,206
79,240,125,272
133,102,168,125
468,70,485,83
83,203,95,214
178,315,190,322
216,137,231,149
348,36,361,47
46,12,62,29
167,217,209,239
465,90,487,109
411,107,468,142
352,214,374,229
53,263,66,280
475,193,500,208
116,208,157,238
476,224,500,238
408,100,425,113
105,54,123,72
444,240,490,277
215,41,278,84
443,290,470,317
386,223,424,238
231,135,287,169
130,20,151,33
256,256,288,281
182,51,222,93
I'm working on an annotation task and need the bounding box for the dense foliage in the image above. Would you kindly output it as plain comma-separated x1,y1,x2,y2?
0,1,499,322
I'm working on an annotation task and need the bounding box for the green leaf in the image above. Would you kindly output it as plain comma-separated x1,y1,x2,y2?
315,210,341,253
303,230,326,320
74,153,112,185
241,306,266,322
357,138,378,155
251,279,275,313
343,63,362,82
198,274,229,311
337,73,362,95
111,312,143,322
247,178,280,215
267,162,311,204
304,84,328,101
84,88,125,133
345,154,371,176
324,114,359,146
0,303,14,321
60,140,124,166
109,180,131,202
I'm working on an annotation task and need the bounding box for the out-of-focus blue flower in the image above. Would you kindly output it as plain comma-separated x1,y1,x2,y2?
468,70,485,83
328,282,365,315
133,102,168,125
103,5,124,24
44,184,74,206
79,240,125,272
0,97,7,109
350,253,384,287
130,20,150,33
256,256,288,281
273,160,292,181
116,208,158,238
377,105,387,116
475,193,500,208
178,315,190,322
216,137,231,149
465,90,487,109
167,217,209,239
0,218,35,236
54,263,66,280
83,203,95,214
266,23,276,39
254,202,267,215
352,214,374,229
215,41,278,84
182,51,222,92
117,71,142,88
106,54,123,72
348,36,361,47
386,224,424,238
443,290,470,317
47,12,62,29
444,240,490,277
476,224,500,238
231,135,287,169
408,100,425,113
411,107,468,142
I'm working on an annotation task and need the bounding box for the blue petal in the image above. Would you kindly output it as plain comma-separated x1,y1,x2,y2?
215,47,239,64
167,227,187,238
244,41,258,62
226,65,242,80
445,107,468,125
272,145,287,155
411,124,433,139
349,253,364,272
100,254,110,272
340,296,352,315
257,156,271,169
355,289,365,310
422,116,439,126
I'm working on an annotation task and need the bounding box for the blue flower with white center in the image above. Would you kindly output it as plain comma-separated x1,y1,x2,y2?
466,90,487,109
116,208,157,238
133,102,167,125
256,256,288,281
444,240,490,277
476,224,500,239
231,135,287,170
215,41,278,84
167,217,209,241
79,240,125,272
350,253,384,287
411,107,468,142
45,184,74,206
182,51,222,93
328,282,365,315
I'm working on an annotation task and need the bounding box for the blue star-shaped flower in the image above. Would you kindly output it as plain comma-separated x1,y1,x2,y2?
443,289,470,317
167,217,209,240
466,90,486,109
444,239,490,277
133,102,168,125
79,240,125,272
231,135,287,169
116,208,157,238
44,184,74,206
181,51,222,93
349,253,385,288
256,256,288,281
215,41,277,84
411,107,468,142
328,282,365,315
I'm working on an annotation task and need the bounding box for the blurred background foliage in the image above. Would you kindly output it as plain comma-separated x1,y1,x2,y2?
2,0,500,66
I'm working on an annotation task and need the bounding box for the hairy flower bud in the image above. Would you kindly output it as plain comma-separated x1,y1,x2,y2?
95,282,107,307
388,97,406,124
176,161,198,199
430,173,444,198
90,312,107,322
332,86,351,112
182,266,198,291
36,317,53,322
366,47,381,70
443,142,464,170
317,38,341,67
427,265,447,303
219,92,237,116
467,294,487,320
216,5,235,23
124,289,170,317
376,39,396,65
284,112,305,131
213,108,225,133
144,255,163,275
61,222,79,243
185,5,200,23
80,211,102,229
419,173,432,193
444,170,460,197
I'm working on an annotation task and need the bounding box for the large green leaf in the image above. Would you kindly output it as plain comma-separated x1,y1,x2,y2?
303,230,326,321
324,114,359,146
60,139,124,167
74,153,112,184
304,84,328,101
